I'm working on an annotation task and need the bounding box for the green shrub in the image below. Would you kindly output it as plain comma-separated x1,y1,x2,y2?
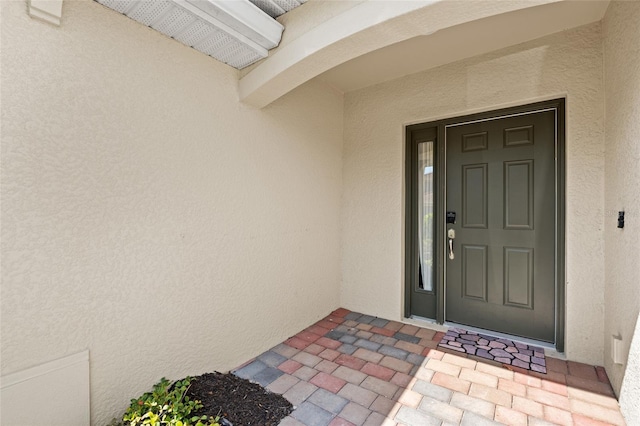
123,377,220,426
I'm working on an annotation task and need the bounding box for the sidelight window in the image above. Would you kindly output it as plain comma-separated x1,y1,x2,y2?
417,142,435,292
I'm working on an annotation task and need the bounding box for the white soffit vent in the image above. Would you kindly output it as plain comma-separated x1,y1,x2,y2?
95,0,286,69
249,0,306,18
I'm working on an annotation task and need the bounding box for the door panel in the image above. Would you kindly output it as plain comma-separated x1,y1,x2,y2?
504,160,534,230
504,247,534,309
445,110,556,342
461,244,488,302
462,164,488,228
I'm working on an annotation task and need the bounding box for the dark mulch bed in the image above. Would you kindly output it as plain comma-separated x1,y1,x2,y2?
187,372,292,426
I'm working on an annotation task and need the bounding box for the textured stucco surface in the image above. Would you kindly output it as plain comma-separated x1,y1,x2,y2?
239,0,568,107
0,1,343,424
341,23,606,365
4,0,639,423
620,316,640,422
602,0,640,417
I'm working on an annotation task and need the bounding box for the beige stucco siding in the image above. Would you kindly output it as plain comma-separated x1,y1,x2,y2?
602,0,640,417
341,23,605,365
4,0,639,423
0,1,343,424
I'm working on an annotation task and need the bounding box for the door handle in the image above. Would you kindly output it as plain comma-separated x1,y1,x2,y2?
447,229,455,260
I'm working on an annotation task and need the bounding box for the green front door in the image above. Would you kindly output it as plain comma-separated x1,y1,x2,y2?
445,110,556,342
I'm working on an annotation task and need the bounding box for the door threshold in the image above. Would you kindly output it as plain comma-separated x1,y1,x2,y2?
405,315,448,332
444,321,557,351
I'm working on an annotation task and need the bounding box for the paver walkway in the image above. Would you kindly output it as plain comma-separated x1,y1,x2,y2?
232,308,626,426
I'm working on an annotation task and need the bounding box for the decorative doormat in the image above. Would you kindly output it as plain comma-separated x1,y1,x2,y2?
438,328,547,373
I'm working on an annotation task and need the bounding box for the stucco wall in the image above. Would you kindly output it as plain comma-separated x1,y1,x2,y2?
341,23,605,365
602,0,640,416
0,1,343,424
620,316,640,422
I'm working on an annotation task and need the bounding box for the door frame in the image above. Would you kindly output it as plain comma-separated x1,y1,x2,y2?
405,98,566,352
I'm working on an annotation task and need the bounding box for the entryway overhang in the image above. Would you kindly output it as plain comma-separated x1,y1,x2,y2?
240,0,610,108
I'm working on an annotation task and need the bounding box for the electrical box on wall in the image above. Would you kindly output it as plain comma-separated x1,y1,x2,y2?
612,335,624,365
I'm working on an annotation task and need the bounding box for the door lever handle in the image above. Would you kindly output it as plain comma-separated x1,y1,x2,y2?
447,229,455,260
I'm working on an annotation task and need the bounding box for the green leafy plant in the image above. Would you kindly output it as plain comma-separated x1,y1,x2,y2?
123,377,220,426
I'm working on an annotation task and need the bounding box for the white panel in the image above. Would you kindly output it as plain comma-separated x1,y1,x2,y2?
152,7,198,37
1,351,90,426
227,49,262,69
95,0,286,69
217,42,254,63
194,29,235,56
174,19,216,46
183,0,283,49
128,1,173,27
249,0,286,18
272,0,301,13
96,0,132,14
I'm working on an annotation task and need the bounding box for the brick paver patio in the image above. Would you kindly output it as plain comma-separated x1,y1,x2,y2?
232,308,626,426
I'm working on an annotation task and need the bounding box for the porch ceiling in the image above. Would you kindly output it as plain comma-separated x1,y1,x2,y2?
239,0,610,108
319,0,611,93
